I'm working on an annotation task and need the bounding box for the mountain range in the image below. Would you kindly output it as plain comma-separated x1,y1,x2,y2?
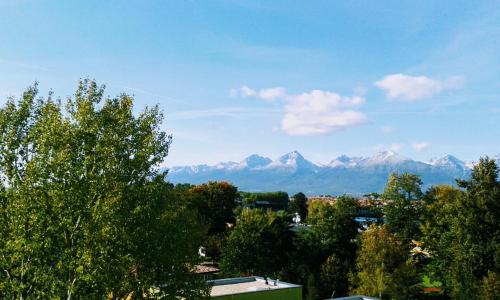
166,151,499,196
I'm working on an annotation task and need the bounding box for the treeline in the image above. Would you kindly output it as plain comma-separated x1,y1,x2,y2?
1,81,498,299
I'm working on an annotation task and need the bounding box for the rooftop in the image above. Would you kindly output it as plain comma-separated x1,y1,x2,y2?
208,276,300,297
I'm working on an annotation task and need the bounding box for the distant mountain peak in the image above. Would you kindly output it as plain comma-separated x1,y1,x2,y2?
329,155,362,168
360,150,409,166
278,150,305,164
241,154,272,168
430,154,466,170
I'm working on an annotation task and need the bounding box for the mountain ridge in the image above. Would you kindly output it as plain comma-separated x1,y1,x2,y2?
167,151,499,195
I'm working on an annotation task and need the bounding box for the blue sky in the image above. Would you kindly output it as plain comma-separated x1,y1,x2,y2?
1,0,499,166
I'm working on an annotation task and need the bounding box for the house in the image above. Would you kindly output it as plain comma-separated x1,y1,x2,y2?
208,276,302,299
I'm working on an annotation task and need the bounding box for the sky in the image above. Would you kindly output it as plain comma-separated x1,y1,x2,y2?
1,0,499,166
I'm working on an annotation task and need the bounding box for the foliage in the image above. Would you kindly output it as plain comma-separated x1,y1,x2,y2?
383,172,423,244
241,191,289,210
293,196,359,298
426,157,500,299
420,184,461,289
478,271,500,300
188,181,239,236
351,225,421,299
288,192,308,222
0,81,209,299
220,208,293,278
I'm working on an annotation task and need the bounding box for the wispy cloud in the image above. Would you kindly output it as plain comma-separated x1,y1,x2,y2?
233,85,286,101
167,107,278,121
412,141,431,152
233,85,367,136
375,73,463,101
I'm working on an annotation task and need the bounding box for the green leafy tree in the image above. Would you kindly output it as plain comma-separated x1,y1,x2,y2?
288,192,308,222
0,81,209,299
188,181,238,236
242,191,289,210
351,225,420,299
296,196,359,298
383,172,423,244
440,157,499,299
420,185,461,289
220,208,292,278
187,181,238,261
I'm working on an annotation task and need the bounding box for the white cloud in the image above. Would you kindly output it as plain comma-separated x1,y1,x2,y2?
375,73,463,101
412,141,431,152
234,85,286,101
240,85,257,97
258,87,286,101
234,86,367,135
281,90,366,136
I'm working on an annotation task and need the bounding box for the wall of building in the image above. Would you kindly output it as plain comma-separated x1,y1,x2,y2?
212,287,302,300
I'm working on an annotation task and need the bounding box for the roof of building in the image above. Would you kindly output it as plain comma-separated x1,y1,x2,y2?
194,264,220,274
208,276,300,297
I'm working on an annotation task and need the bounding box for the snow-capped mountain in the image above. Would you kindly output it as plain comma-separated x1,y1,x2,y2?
357,150,410,167
429,155,468,175
329,155,362,168
166,151,480,195
241,154,272,169
266,151,318,171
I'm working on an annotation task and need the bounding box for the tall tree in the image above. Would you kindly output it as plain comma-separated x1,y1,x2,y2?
444,158,499,298
220,208,292,278
351,225,420,299
188,181,238,236
0,81,209,299
383,172,423,244
420,185,462,289
301,196,359,298
288,192,308,222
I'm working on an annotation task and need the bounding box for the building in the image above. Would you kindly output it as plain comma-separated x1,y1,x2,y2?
194,263,220,280
208,276,302,300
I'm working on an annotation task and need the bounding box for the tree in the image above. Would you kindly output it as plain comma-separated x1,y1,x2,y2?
0,81,209,299
436,157,500,299
300,196,359,298
188,181,238,236
351,225,420,299
288,192,308,222
220,208,292,278
383,172,423,244
420,185,462,288
242,191,290,210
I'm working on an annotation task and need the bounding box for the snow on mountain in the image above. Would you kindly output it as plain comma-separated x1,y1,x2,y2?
166,151,478,195
358,150,410,167
239,154,272,169
329,155,362,168
429,155,466,171
266,151,318,170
